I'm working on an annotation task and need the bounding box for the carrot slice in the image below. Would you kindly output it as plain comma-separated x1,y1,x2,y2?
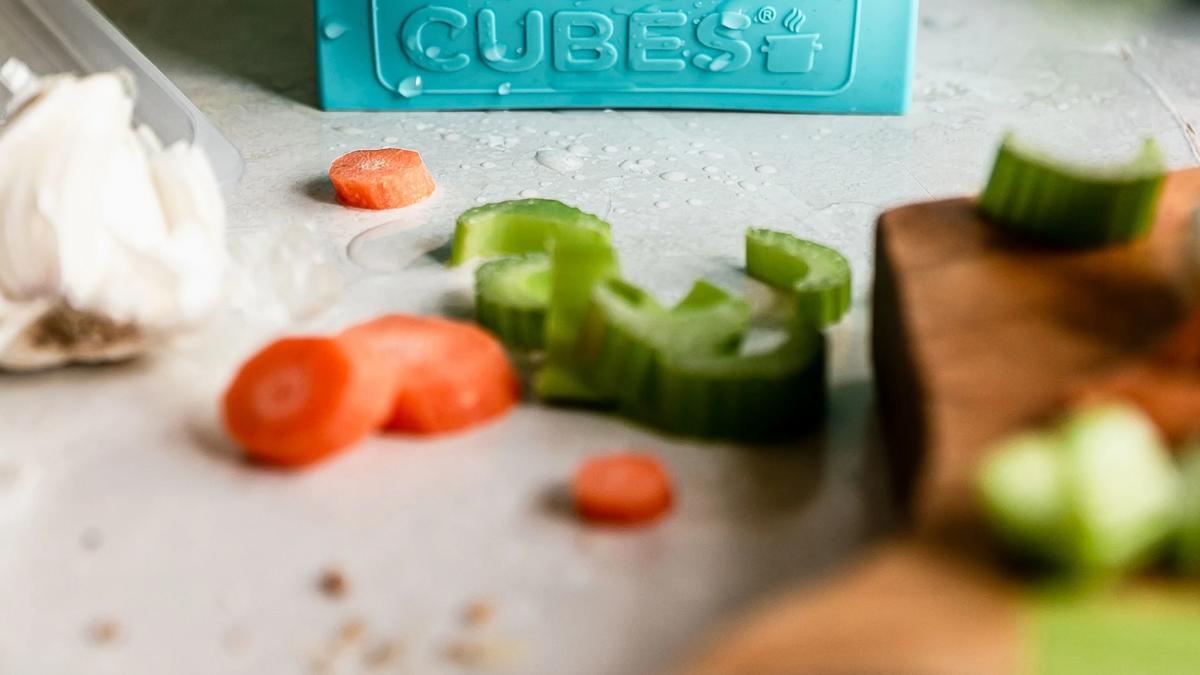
572,453,674,525
338,315,520,435
223,337,395,467
329,148,436,210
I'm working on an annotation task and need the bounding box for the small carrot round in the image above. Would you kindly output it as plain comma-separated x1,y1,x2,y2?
572,453,674,525
329,148,436,210
223,337,394,467
338,315,520,435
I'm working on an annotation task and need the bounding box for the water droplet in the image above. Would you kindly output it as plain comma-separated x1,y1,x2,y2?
619,159,653,174
384,135,400,143
739,180,759,192
660,170,687,182
701,150,724,159
568,144,591,156
547,130,562,138
1056,102,1070,111
536,148,584,173
347,224,448,272
629,145,642,152
603,145,619,153
322,21,348,40
686,198,704,206
703,165,720,173
637,158,656,167
480,161,497,169
655,200,672,209
398,76,423,99
691,141,705,149
475,196,489,203
497,82,513,96
573,174,587,181
519,189,539,198
459,163,470,169
442,132,461,141
755,164,778,175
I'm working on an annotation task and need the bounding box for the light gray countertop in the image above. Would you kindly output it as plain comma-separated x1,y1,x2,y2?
2,0,1199,673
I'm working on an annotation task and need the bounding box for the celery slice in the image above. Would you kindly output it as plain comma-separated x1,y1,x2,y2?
746,229,852,328
979,135,1167,248
451,198,611,265
535,226,620,403
475,254,551,351
977,404,1179,576
577,277,825,442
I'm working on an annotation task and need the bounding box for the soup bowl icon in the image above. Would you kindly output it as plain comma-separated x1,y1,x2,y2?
763,34,823,74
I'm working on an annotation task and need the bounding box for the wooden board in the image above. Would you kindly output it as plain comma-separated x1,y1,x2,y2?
677,169,1200,675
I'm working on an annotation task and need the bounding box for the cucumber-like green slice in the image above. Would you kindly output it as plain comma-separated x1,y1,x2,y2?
977,404,1179,576
535,226,620,403
979,135,1167,247
577,277,825,442
745,228,852,328
475,254,551,351
451,198,611,265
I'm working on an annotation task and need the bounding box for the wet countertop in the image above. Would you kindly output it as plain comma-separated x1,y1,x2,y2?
1,0,1199,673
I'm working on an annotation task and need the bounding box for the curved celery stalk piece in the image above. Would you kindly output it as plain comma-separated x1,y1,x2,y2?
535,226,620,403
746,228,852,328
979,135,1166,248
451,198,611,265
577,277,824,442
475,254,551,351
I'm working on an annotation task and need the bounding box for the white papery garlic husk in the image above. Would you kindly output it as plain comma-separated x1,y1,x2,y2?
0,64,226,371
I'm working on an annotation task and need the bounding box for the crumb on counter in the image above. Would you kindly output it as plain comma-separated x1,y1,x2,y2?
87,618,122,645
363,639,405,670
463,599,495,628
318,567,349,600
338,617,367,648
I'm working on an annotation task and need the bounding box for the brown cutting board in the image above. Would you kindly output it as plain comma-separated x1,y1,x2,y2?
678,169,1200,675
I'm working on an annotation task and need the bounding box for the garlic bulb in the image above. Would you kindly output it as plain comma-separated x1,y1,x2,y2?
0,66,226,371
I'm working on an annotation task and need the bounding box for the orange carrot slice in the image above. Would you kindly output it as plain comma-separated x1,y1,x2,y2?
329,148,436,210
223,337,394,468
338,315,520,435
572,453,674,525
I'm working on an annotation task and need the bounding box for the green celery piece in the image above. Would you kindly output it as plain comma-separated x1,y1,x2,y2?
450,199,611,265
977,431,1071,563
1057,405,1179,574
475,254,551,351
976,404,1179,576
745,228,852,328
979,134,1167,248
1175,446,1200,574
577,277,824,442
1033,591,1200,675
534,226,620,403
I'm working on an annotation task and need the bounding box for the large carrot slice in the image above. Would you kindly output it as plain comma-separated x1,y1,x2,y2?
572,453,674,525
223,337,395,467
338,315,520,435
329,148,436,210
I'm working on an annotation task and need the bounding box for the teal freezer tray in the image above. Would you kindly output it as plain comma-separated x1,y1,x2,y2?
0,0,242,185
315,0,918,114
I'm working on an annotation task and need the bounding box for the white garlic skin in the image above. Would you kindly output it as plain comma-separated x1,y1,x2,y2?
0,70,226,370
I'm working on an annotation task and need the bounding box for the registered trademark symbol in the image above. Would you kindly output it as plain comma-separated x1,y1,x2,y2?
756,6,777,23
